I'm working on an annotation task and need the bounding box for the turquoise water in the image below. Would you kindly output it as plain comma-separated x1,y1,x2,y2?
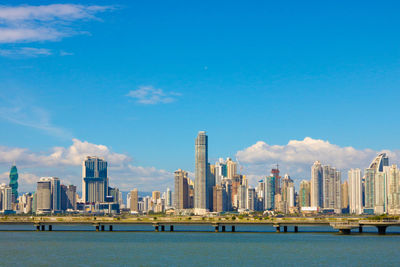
0,226,399,266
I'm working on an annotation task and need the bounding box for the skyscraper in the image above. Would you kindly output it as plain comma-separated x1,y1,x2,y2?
247,187,256,211
51,177,61,213
166,188,172,208
348,169,362,214
299,180,311,207
61,184,77,211
194,131,210,211
0,184,12,212
152,191,161,201
174,169,189,209
213,185,227,212
322,166,341,210
341,181,349,211
281,174,295,213
9,164,18,204
226,158,237,179
365,153,389,214
82,156,108,203
387,165,400,214
36,178,52,214
130,189,138,213
311,161,323,208
264,176,275,210
214,158,227,186
271,167,281,195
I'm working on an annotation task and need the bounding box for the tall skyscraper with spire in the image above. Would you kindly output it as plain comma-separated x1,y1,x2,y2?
9,164,18,204
194,131,210,211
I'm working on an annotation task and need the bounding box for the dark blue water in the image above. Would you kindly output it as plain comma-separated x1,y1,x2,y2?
0,225,399,266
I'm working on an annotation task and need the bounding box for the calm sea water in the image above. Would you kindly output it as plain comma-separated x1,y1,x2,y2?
0,225,399,266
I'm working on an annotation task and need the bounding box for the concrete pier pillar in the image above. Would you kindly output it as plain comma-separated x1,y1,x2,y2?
101,225,105,231
294,226,298,233
96,225,99,232
41,225,45,231
377,226,387,235
48,225,52,231
161,225,165,232
170,225,174,232
155,225,159,232
359,226,363,233
283,226,287,232
222,226,226,232
109,225,113,231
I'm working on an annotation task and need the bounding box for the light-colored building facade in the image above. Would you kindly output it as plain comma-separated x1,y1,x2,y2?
0,184,12,213
348,169,362,214
311,161,323,208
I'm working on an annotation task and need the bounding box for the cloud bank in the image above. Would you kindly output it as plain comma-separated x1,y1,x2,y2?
236,137,398,186
0,139,173,192
0,4,114,57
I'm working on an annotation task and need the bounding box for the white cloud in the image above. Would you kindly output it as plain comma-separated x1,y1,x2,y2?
0,47,52,57
0,4,114,44
127,86,181,104
0,139,173,192
0,138,131,167
236,137,398,185
0,171,39,192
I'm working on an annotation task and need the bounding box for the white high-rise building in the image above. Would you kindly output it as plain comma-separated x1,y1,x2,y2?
214,158,226,186
348,168,363,214
311,161,323,208
0,184,12,212
166,188,172,208
126,192,131,209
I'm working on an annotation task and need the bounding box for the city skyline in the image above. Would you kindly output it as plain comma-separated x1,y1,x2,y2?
2,2,400,192
2,134,400,193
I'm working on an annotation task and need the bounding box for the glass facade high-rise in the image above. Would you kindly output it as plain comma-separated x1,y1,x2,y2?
194,131,210,211
299,180,311,207
264,176,275,210
82,156,108,203
365,153,389,213
9,164,18,204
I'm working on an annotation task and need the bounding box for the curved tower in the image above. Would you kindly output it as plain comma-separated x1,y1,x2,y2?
9,164,18,203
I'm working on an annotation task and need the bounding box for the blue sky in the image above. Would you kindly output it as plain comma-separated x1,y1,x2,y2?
1,1,400,192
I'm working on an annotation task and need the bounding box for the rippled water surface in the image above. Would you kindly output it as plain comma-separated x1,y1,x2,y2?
0,225,399,266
